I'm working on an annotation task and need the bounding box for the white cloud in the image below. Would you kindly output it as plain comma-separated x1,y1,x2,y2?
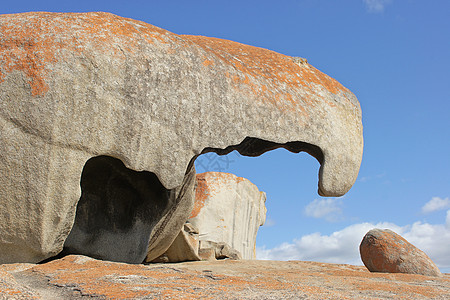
446,210,450,229
401,215,450,271
304,198,343,222
422,197,450,213
363,0,392,13
257,213,450,273
257,222,400,265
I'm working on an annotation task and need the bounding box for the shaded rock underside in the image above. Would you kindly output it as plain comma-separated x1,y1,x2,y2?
62,138,318,264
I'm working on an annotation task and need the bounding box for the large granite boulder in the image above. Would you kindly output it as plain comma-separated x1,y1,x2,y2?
188,172,266,260
360,229,442,277
0,12,363,264
150,172,264,262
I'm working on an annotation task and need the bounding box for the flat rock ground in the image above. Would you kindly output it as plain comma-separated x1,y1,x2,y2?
0,255,449,299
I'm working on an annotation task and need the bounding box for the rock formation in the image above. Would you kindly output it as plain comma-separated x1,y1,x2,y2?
360,229,442,277
151,222,243,263
188,172,266,260
150,172,264,262
150,222,202,263
199,240,243,261
0,12,363,264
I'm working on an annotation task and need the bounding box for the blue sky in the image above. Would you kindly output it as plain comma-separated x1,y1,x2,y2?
4,1,449,271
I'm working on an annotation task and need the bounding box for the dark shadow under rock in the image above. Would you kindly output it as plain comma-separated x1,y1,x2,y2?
63,156,172,264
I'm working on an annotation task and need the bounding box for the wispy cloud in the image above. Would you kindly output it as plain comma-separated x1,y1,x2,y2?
422,197,450,213
304,198,343,222
363,0,392,13
257,212,450,273
358,172,386,183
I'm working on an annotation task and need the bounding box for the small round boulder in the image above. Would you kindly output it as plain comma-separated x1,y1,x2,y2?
360,229,442,277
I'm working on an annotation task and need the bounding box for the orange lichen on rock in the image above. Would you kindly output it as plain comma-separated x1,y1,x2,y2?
190,172,246,218
0,12,173,96
202,58,214,67
26,256,260,299
0,266,38,299
360,229,442,277
182,35,349,111
4,256,449,299
1,11,351,117
183,35,348,93
190,174,210,219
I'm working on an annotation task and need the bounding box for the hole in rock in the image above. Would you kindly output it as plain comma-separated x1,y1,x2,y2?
63,155,171,263
193,137,324,257
54,137,323,264
200,137,323,163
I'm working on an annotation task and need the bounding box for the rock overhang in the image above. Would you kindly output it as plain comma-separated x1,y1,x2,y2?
0,11,363,263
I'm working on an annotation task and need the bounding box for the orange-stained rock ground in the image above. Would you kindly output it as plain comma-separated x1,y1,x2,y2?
0,255,449,299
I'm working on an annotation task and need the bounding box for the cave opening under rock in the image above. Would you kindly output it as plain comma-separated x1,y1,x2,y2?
61,137,324,264
63,155,172,263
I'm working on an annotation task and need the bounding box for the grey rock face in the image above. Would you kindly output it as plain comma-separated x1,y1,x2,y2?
150,222,201,263
360,229,442,277
0,12,363,263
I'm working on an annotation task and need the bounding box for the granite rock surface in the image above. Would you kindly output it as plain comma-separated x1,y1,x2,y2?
1,255,449,299
151,171,262,262
188,172,266,260
150,222,201,263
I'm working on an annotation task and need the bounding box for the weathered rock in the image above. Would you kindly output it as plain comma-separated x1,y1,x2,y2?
1,255,449,299
200,240,242,260
0,266,38,299
198,247,216,261
188,172,266,259
149,222,201,263
360,229,442,277
151,230,242,263
0,12,363,263
150,172,262,262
